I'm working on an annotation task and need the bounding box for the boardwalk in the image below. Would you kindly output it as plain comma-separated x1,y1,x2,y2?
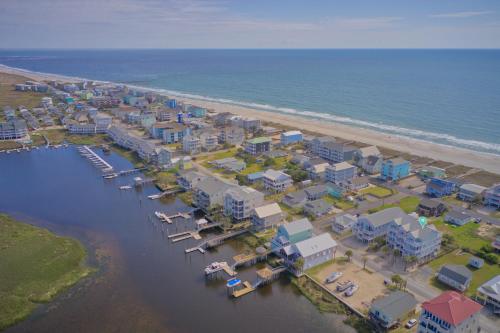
78,145,113,172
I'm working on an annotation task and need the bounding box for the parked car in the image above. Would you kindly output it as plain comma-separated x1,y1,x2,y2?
344,284,359,297
405,319,417,329
336,280,353,292
325,272,343,284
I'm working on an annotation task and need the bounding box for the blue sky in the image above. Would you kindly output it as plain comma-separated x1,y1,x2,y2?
1,0,499,48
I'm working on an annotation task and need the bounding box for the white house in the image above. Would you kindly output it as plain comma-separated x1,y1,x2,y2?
251,203,284,230
325,162,357,186
263,169,293,193
223,186,264,221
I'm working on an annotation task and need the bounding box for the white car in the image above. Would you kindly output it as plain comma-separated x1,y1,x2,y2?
405,319,417,329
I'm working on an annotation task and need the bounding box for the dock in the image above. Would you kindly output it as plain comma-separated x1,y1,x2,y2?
78,145,114,172
148,187,183,199
185,229,248,254
231,249,270,270
232,281,255,298
231,266,287,298
205,261,237,278
155,211,191,224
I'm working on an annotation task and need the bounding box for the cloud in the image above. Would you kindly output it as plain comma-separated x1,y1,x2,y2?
429,11,494,19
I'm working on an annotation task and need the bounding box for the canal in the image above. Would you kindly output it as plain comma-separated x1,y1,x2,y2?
0,147,354,333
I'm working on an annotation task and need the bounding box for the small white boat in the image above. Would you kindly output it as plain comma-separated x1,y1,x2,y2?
119,185,132,190
103,174,118,179
204,262,226,275
325,272,343,284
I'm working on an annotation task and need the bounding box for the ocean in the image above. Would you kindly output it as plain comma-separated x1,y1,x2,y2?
1,49,499,155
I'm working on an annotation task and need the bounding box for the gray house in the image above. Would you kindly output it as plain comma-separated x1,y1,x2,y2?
194,178,234,213
304,199,331,217
252,203,284,231
437,264,473,292
282,190,308,208
304,185,328,201
369,291,418,329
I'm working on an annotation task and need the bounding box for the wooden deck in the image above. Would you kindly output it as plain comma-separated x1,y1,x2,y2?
232,281,255,298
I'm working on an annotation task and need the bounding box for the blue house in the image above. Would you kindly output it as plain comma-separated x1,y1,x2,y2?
380,158,410,181
247,171,264,183
188,106,207,118
325,182,345,199
271,218,313,251
281,130,303,145
166,99,177,109
426,178,456,197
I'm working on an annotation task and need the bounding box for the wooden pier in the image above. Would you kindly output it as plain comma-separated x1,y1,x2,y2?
231,266,287,298
232,281,255,298
185,229,248,254
78,145,114,172
205,262,237,279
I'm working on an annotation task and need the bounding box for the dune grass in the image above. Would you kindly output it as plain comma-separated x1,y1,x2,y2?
0,214,92,330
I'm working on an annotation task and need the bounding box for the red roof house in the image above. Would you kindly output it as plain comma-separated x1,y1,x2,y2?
421,291,482,327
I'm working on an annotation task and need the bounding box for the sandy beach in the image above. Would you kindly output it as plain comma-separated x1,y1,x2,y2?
2,64,500,174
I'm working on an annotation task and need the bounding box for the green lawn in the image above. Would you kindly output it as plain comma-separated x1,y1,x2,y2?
200,148,238,162
0,84,47,109
360,186,393,198
0,214,92,330
368,196,420,214
323,195,355,210
431,218,490,252
428,251,500,296
442,195,466,207
241,163,264,175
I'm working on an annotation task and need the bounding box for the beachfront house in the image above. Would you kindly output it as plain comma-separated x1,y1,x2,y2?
458,184,486,202
162,123,188,144
177,170,207,191
325,162,357,187
317,141,357,163
484,183,500,209
0,119,28,140
194,178,234,213
416,199,446,217
332,214,357,234
188,106,207,118
280,130,303,145
380,158,411,181
263,169,293,193
251,203,284,231
476,275,500,314
354,146,383,174
223,186,264,222
231,117,261,131
419,166,446,180
437,265,472,292
419,291,482,333
444,211,474,226
426,178,457,198
369,291,417,329
244,137,272,155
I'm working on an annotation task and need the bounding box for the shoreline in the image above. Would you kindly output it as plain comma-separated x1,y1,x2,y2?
2,64,500,174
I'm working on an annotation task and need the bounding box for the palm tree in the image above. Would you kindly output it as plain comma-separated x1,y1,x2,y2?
345,250,353,262
391,274,403,289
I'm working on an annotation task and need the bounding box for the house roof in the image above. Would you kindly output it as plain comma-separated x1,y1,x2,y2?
331,161,355,171
294,233,337,258
282,130,302,137
445,210,471,221
419,198,443,209
438,265,472,285
421,291,482,326
358,145,381,158
282,218,312,236
247,171,264,181
263,169,291,182
247,137,271,144
386,157,408,165
283,190,307,205
197,178,233,195
304,185,328,197
460,183,487,194
371,291,417,320
304,199,331,213
477,275,500,302
361,207,408,227
253,203,282,219
366,155,381,166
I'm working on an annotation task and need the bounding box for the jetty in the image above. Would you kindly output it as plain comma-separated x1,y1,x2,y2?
231,266,287,298
185,229,248,254
148,187,183,200
103,167,148,179
154,211,191,224
77,145,114,172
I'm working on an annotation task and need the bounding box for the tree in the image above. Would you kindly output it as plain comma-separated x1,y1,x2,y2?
293,257,305,273
404,255,418,271
441,234,455,248
392,249,400,264
345,250,353,262
263,157,276,167
391,274,403,289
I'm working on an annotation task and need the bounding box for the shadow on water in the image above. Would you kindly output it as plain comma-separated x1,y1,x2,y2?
0,146,354,333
